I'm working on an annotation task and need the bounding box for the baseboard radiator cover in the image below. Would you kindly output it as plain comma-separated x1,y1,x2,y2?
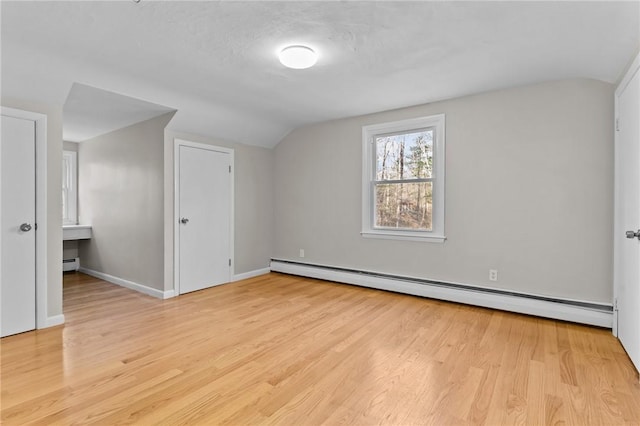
270,259,613,328
63,257,80,272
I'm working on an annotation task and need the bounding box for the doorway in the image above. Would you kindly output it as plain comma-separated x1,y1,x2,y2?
61,84,176,307
174,139,233,294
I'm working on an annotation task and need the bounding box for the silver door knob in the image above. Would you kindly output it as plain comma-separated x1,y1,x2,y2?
20,223,32,232
180,218,189,224
625,230,640,240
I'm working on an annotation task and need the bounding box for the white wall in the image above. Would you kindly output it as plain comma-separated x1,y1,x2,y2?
164,130,274,291
273,79,614,304
1,97,63,318
78,113,175,291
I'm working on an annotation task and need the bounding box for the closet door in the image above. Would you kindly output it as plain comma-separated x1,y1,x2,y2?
614,53,640,373
1,114,36,337
176,141,232,294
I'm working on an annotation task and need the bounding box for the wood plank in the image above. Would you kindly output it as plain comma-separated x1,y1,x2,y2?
1,272,638,425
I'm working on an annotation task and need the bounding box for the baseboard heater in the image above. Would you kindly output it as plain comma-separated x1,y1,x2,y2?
63,257,79,272
270,259,613,328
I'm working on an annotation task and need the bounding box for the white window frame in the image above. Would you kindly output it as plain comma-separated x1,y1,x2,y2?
362,114,446,242
62,150,77,225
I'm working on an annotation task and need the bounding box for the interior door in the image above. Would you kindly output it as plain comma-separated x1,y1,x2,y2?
177,143,231,294
614,58,640,373
1,114,36,337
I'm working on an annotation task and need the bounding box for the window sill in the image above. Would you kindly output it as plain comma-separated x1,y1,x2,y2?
361,231,446,243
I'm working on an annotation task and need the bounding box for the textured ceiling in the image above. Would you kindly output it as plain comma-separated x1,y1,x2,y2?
1,1,639,148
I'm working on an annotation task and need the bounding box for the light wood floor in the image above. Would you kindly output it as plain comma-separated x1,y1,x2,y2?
1,272,639,425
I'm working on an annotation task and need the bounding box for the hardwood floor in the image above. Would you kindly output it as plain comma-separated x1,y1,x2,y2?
1,272,639,425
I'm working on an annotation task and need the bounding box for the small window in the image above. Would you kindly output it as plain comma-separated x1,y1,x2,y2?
362,114,445,242
62,150,77,225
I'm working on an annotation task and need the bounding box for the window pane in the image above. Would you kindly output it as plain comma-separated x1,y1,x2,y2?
62,151,77,224
62,190,68,219
62,155,69,220
375,182,432,230
375,129,433,180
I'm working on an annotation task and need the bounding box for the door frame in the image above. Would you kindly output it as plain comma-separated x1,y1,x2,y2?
613,51,640,337
1,106,48,329
173,138,234,295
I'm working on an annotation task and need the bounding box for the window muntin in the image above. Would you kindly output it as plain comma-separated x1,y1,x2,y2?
362,114,445,242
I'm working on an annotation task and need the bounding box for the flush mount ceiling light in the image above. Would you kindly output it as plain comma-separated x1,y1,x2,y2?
278,45,318,69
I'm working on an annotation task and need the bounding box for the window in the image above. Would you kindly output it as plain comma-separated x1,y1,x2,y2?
62,150,77,225
362,114,445,242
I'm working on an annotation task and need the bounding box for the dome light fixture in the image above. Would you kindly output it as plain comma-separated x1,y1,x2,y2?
278,45,318,69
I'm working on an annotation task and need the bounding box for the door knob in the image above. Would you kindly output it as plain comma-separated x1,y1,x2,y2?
180,218,189,224
625,229,640,240
20,223,32,232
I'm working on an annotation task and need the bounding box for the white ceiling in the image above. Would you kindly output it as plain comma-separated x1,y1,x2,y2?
1,1,639,148
64,83,175,142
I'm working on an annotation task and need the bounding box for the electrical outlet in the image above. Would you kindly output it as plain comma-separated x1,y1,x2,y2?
489,269,498,282
299,249,305,258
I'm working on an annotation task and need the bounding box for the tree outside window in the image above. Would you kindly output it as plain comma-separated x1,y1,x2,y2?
375,129,433,230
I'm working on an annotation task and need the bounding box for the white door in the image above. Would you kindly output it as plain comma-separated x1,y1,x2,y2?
177,142,232,294
1,115,36,337
614,56,640,373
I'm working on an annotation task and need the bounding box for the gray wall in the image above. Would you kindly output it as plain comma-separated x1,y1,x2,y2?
1,97,63,318
273,79,614,304
79,113,175,291
164,130,274,291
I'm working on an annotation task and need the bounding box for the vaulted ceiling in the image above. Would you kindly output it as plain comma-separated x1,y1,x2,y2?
2,1,638,148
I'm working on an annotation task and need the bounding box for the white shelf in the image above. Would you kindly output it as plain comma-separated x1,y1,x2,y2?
63,225,92,241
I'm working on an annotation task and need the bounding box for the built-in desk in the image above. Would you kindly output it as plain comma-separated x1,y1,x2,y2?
63,225,92,241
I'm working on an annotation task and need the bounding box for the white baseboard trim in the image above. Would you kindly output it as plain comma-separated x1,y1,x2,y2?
79,267,174,299
270,260,613,328
233,267,271,282
42,314,65,328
